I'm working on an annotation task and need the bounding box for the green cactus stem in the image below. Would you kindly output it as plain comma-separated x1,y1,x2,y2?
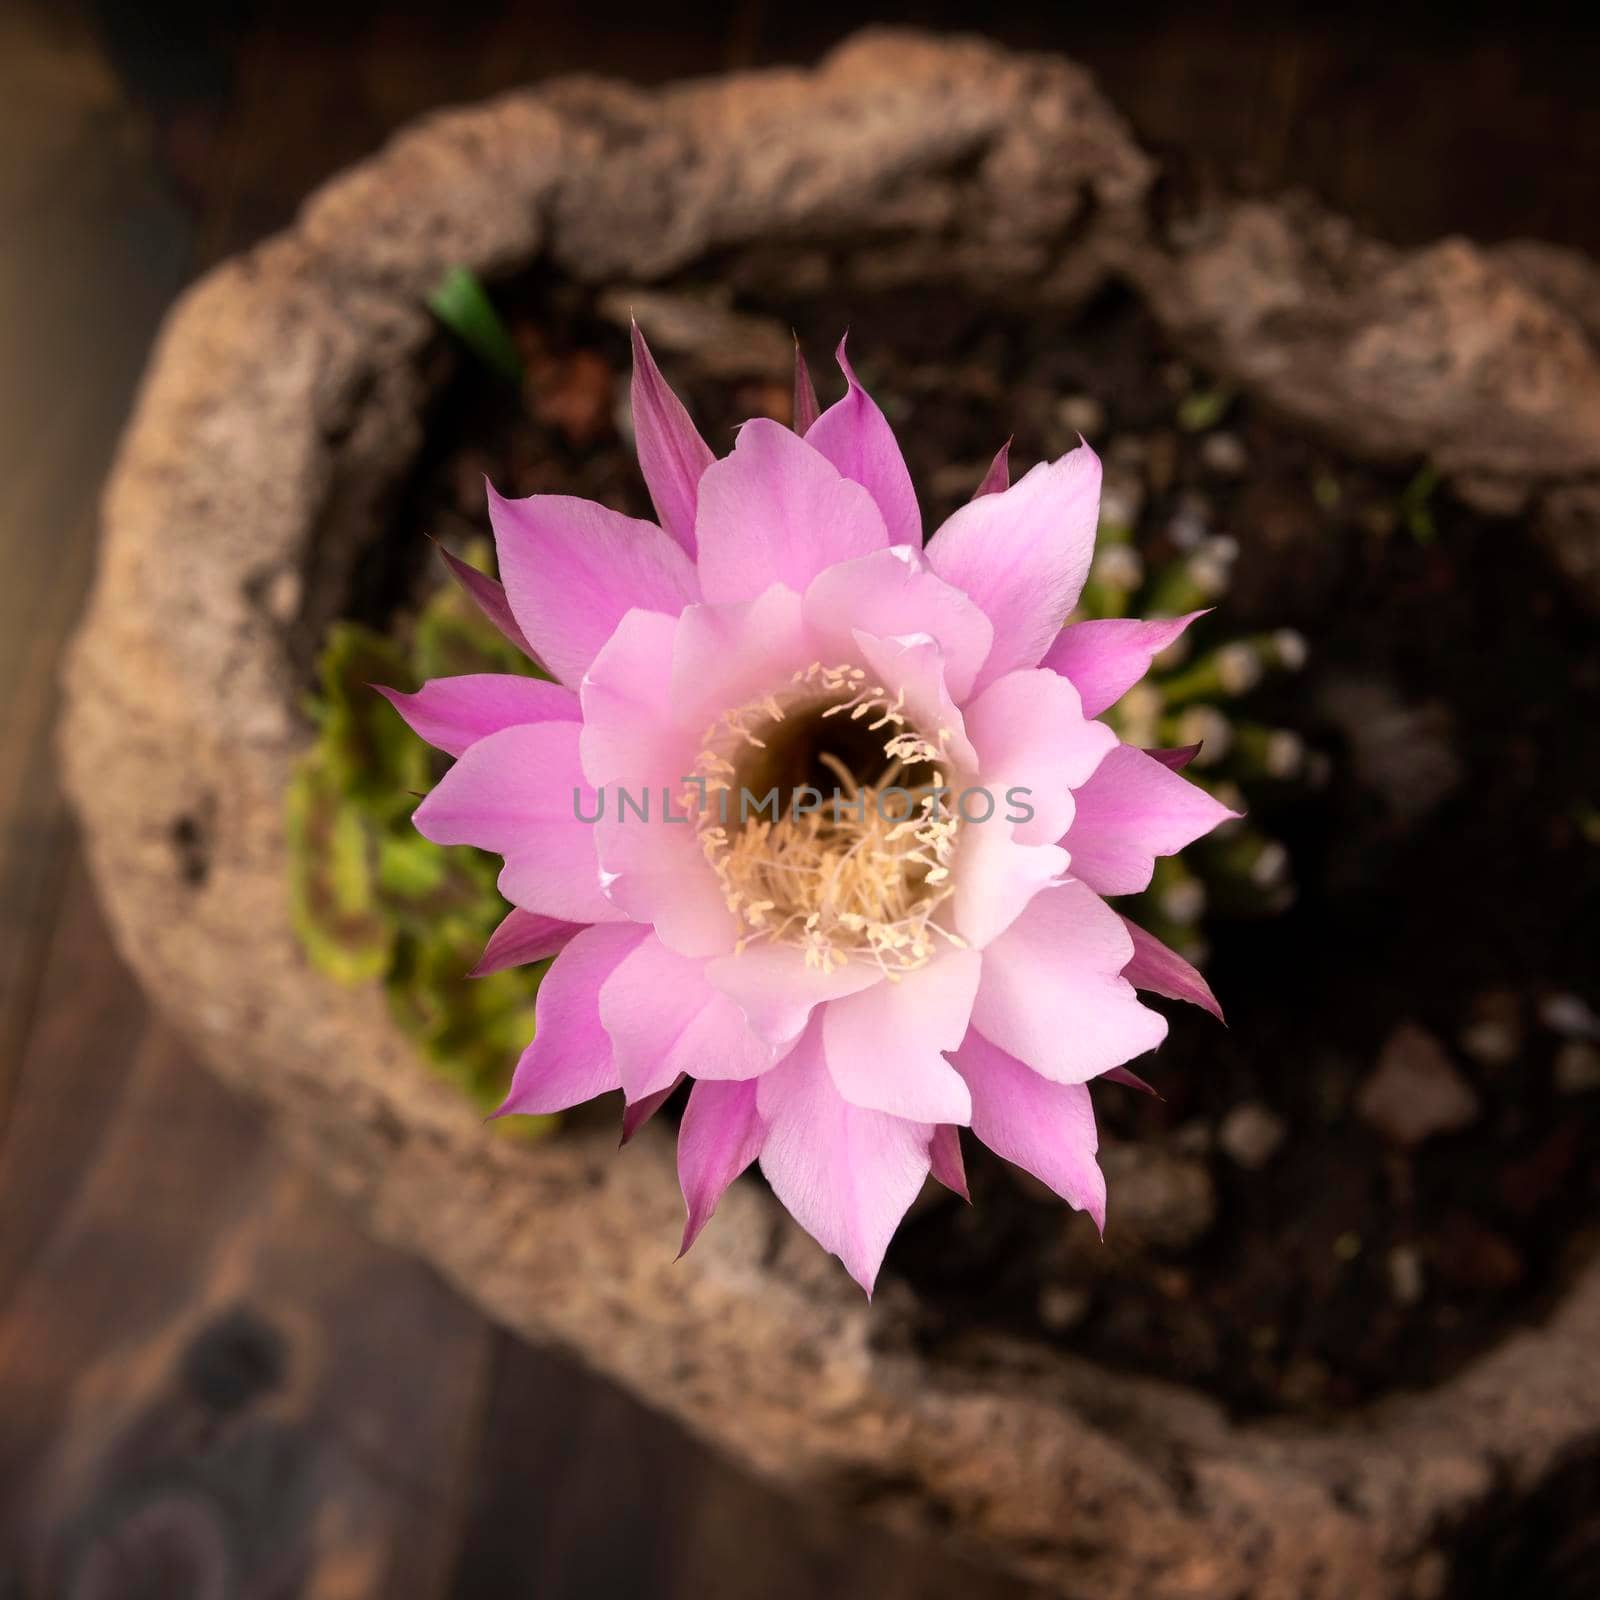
286,544,557,1133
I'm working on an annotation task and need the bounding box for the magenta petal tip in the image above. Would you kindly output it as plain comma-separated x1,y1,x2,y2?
929,1123,971,1202
1101,1064,1161,1097
629,319,716,559
972,439,1012,499
431,537,541,667
792,336,821,435
620,1077,682,1146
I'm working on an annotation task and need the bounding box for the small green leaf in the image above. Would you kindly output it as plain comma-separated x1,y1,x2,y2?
288,598,564,1133
427,266,523,385
317,623,426,802
378,832,450,900
1399,462,1439,544
1575,805,1600,847
1177,386,1233,433
286,756,395,983
1312,472,1342,511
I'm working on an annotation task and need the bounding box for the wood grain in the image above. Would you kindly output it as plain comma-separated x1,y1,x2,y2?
0,1019,498,1598
0,2,188,1121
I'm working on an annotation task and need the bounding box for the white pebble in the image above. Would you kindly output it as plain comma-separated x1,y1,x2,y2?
1554,1040,1600,1094
1218,1102,1287,1170
1539,992,1600,1040
1388,1245,1425,1306
1273,629,1309,671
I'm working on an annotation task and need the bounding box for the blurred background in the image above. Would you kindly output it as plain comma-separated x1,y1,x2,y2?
3,1,1599,1596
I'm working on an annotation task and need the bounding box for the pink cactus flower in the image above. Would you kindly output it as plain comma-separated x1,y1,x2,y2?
380,330,1235,1293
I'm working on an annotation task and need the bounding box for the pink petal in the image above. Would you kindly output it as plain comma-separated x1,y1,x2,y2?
471,906,584,977
972,880,1167,1084
756,1018,931,1295
488,482,699,688
852,631,978,774
599,934,779,1101
803,337,921,547
822,949,980,1122
1041,611,1207,718
593,801,736,961
950,1030,1106,1231
963,667,1118,845
585,597,812,963
704,945,880,1044
677,1076,767,1254
694,419,889,604
792,340,821,436
630,321,716,559
435,542,541,666
803,547,994,702
925,443,1102,695
1120,915,1225,1022
948,667,1113,950
578,608,692,789
670,584,811,737
495,923,649,1116
413,722,624,925
620,1076,682,1145
951,823,1068,950
929,1124,969,1200
1061,744,1239,897
972,440,1011,499
376,674,578,759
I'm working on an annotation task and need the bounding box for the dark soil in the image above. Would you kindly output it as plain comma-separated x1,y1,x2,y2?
1445,1438,1600,1600
375,263,1600,1420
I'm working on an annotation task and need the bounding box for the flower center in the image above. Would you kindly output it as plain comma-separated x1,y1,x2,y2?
691,664,964,976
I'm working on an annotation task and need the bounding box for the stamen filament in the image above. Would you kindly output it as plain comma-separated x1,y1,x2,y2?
689,663,961,977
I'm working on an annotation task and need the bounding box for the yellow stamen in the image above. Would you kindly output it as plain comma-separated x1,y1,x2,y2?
687,663,960,977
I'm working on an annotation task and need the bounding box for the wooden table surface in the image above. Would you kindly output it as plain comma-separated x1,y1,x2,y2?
2,2,1596,1595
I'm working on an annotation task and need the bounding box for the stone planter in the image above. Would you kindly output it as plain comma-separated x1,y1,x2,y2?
62,29,1600,1599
